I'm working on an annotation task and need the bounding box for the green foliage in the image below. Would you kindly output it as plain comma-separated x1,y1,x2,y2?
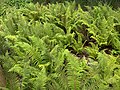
0,1,120,90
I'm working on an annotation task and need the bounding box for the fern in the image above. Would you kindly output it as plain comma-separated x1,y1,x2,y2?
0,1,120,90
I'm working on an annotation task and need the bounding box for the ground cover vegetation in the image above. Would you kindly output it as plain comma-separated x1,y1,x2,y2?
0,0,120,90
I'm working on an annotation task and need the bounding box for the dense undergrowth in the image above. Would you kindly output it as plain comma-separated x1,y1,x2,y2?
0,0,120,90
